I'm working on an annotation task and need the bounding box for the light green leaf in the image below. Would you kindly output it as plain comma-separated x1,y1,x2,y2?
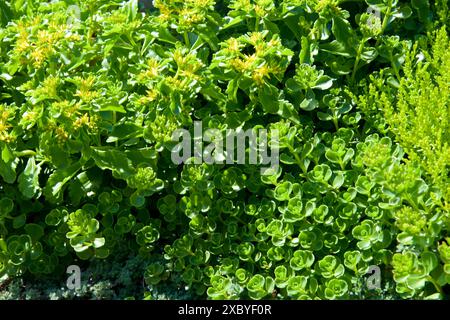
18,157,41,199
43,162,83,203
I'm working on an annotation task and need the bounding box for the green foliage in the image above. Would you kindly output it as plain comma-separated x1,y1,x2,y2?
358,27,450,205
0,0,448,300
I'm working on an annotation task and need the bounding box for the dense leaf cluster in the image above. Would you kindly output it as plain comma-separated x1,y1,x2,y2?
0,0,449,299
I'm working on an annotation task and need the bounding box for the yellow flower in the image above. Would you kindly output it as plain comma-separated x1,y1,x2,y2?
138,58,161,81
229,57,245,71
314,0,341,14
248,32,264,45
0,121,10,133
0,106,10,122
22,110,38,122
65,33,82,42
225,38,241,53
254,5,265,17
139,89,159,105
165,76,185,90
54,126,69,142
267,37,281,48
31,47,47,67
187,0,215,7
42,76,60,98
37,30,54,45
252,64,270,85
75,76,99,103
269,64,284,75
154,1,172,23
147,89,159,101
52,100,79,118
16,36,30,53
242,54,257,70
73,113,98,131
31,16,42,27
173,48,185,67
0,131,14,143
180,8,203,25
106,12,127,25
230,54,258,72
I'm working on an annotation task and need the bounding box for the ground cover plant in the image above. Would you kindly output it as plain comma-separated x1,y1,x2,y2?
0,0,449,300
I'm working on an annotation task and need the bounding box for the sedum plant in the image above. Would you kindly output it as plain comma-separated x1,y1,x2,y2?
0,0,448,300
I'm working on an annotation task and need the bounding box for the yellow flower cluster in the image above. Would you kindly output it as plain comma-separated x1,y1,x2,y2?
54,126,69,142
73,113,98,131
56,100,78,117
221,32,292,86
146,114,179,143
153,0,215,29
313,0,341,14
139,58,162,81
0,105,13,143
12,14,74,69
138,89,160,106
75,76,100,103
229,0,275,18
394,207,428,236
103,11,141,32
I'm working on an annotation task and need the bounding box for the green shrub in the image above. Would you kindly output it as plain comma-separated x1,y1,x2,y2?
0,0,448,300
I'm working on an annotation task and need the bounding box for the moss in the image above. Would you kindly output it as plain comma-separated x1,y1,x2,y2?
0,248,200,300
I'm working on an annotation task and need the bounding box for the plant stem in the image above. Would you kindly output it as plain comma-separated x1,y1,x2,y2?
375,1,393,47
390,52,401,81
113,111,118,147
184,31,190,47
288,145,307,174
426,275,443,295
351,40,366,84
15,150,36,157
332,117,340,131
255,18,259,31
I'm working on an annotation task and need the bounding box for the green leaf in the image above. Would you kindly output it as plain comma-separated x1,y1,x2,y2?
0,145,18,184
299,90,318,111
366,0,390,12
0,1,13,26
93,237,106,249
421,252,438,274
43,162,83,203
226,77,240,103
91,147,135,179
94,247,110,259
331,17,357,56
100,105,127,113
0,198,13,217
332,172,345,189
107,122,143,142
325,150,340,163
259,84,280,114
125,0,138,22
411,0,431,24
392,5,412,19
406,274,426,290
300,97,319,111
280,153,296,165
24,224,44,242
12,214,26,229
312,76,333,90
18,157,41,199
